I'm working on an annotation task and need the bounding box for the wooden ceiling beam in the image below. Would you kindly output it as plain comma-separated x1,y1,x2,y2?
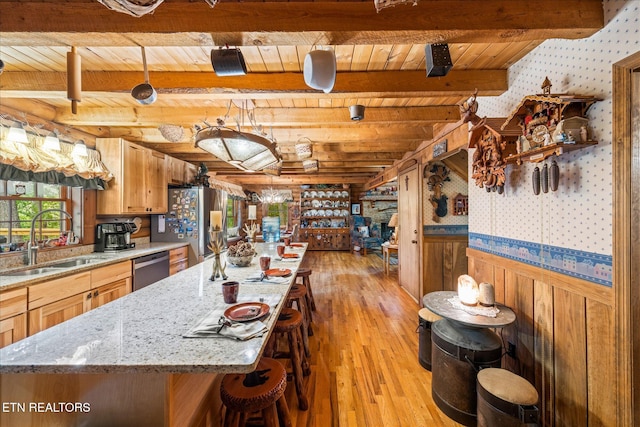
0,1,603,46
0,70,507,97
51,106,460,127
111,126,434,145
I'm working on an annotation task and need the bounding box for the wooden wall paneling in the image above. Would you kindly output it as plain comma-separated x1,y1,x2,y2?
553,287,587,427
82,189,97,245
534,279,555,427
493,265,506,305
423,240,444,294
446,239,468,291
502,270,535,382
586,299,616,426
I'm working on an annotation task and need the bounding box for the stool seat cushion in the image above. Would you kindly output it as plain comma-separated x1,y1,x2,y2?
477,368,538,405
221,358,287,413
275,308,303,332
419,307,442,323
295,268,312,277
287,284,307,299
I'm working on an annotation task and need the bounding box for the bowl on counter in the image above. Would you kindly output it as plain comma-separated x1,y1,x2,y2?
226,255,254,267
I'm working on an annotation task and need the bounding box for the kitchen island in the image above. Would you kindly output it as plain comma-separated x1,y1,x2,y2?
0,242,307,427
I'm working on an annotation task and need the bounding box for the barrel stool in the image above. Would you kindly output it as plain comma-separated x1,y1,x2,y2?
287,283,312,357
431,319,503,426
477,368,539,427
295,268,316,312
264,308,311,411
220,357,292,427
417,308,441,371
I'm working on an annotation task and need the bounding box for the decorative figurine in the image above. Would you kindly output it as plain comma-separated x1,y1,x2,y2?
208,228,227,281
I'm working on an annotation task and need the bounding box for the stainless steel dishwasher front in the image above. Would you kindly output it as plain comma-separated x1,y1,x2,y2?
132,251,170,291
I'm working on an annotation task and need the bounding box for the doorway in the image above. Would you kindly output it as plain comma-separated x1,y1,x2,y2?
398,165,421,301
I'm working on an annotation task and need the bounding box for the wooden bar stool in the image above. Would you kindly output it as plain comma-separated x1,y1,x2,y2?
287,283,312,357
220,357,292,427
265,308,310,411
476,368,539,427
295,268,316,312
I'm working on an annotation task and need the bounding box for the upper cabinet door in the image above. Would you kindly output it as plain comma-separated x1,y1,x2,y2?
122,141,149,213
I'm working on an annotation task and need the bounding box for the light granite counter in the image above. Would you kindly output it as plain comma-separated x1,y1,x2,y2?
0,242,307,375
0,242,189,291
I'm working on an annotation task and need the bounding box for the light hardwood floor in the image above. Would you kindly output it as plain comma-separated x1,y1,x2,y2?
283,250,462,427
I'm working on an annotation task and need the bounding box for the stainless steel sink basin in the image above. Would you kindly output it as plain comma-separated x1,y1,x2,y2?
1,268,60,276
49,258,96,268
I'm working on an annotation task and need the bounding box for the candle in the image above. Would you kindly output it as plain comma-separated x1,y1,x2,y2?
210,210,222,231
457,274,479,306
248,205,257,220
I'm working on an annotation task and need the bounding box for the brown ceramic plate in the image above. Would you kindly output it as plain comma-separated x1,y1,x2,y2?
224,302,270,322
265,268,292,277
289,243,304,247
282,253,299,259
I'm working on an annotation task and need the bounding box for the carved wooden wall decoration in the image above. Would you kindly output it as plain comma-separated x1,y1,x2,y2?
426,163,450,221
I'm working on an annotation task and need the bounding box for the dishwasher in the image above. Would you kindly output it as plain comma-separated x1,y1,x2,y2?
132,251,170,291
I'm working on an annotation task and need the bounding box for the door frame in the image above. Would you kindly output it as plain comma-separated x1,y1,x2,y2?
613,51,640,427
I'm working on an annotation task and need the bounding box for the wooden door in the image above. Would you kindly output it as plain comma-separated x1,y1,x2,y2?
122,141,149,213
148,150,168,213
398,166,421,301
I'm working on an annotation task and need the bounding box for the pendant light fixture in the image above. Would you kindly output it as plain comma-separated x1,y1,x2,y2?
43,130,61,151
71,139,88,156
6,122,29,144
195,100,281,172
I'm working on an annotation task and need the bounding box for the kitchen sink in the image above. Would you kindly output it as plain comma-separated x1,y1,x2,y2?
1,268,60,276
49,258,97,268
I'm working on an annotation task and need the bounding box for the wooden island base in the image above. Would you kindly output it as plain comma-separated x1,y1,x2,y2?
1,373,224,427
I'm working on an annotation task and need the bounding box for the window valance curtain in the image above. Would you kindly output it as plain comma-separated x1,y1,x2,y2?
208,179,246,200
0,131,113,189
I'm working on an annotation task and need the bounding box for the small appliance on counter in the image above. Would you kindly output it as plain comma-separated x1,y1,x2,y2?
95,222,137,252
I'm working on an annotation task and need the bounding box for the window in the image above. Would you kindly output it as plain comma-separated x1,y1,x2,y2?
0,180,72,250
267,203,288,228
226,198,236,229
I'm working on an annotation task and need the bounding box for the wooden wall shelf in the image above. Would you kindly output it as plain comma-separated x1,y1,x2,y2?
504,141,598,165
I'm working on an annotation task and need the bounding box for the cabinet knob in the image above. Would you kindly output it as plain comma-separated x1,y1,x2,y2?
87,292,92,299
93,290,99,297
411,240,418,244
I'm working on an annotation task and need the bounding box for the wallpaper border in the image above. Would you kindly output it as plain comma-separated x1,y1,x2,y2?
469,232,612,287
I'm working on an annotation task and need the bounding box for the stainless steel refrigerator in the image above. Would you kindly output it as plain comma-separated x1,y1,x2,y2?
151,186,227,266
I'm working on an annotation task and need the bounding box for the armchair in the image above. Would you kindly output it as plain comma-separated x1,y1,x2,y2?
350,216,383,255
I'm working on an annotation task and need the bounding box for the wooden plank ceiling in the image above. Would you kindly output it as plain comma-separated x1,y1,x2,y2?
0,0,603,191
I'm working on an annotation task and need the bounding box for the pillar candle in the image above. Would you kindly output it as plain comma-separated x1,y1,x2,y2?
210,210,222,230
248,205,257,220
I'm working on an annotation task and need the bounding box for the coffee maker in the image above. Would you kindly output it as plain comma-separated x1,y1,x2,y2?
95,222,136,252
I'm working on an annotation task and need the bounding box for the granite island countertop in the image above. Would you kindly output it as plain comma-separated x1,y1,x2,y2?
0,242,307,375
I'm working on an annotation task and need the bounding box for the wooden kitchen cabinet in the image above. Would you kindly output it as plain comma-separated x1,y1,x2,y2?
169,246,189,275
422,235,468,294
90,260,132,309
168,156,197,186
96,138,168,215
299,228,350,251
26,262,132,336
28,271,92,335
0,288,27,348
28,293,91,335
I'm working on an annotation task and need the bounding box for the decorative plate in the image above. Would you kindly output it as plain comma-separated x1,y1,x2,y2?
311,199,322,208
282,253,299,259
265,268,291,277
224,302,270,322
318,190,326,198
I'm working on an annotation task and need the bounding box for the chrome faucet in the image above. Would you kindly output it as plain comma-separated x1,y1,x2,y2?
27,209,73,265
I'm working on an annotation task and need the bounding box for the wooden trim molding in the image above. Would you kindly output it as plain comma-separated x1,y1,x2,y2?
613,51,640,427
467,248,614,306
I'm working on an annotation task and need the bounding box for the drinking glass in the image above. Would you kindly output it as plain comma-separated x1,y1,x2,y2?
276,245,285,258
259,255,271,272
222,281,239,304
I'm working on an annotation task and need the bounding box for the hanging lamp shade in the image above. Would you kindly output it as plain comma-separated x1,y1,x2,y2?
195,127,281,172
303,49,336,93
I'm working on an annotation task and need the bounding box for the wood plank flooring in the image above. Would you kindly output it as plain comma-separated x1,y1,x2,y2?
283,250,462,427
